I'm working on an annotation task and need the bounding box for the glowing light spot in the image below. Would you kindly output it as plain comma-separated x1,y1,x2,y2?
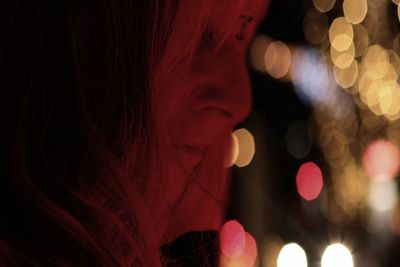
321,244,353,267
333,59,358,89
277,243,308,267
363,140,400,182
220,220,246,259
312,0,336,13
368,180,398,212
303,8,329,45
363,45,389,80
220,232,258,267
330,43,355,69
250,35,272,73
343,0,368,24
291,48,336,106
296,162,324,201
398,4,400,22
241,233,258,267
234,128,256,168
265,41,292,79
329,17,353,52
225,133,239,167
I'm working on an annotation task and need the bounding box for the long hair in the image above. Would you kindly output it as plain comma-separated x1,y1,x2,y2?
0,0,251,266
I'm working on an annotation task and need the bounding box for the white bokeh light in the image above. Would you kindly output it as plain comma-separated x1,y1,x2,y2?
321,243,353,267
277,243,308,267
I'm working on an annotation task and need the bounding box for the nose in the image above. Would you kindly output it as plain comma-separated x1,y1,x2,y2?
190,45,252,126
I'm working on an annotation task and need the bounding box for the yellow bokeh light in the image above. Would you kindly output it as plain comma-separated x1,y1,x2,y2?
353,24,369,57
330,42,355,68
233,128,256,168
321,244,353,267
362,45,389,80
265,41,292,79
343,0,368,24
333,59,358,89
225,133,239,167
312,0,336,13
329,17,354,51
398,4,400,22
250,35,272,73
379,83,393,114
304,8,329,45
366,80,384,116
277,243,308,267
384,81,400,120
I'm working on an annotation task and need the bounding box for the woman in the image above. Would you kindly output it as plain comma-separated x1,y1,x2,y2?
0,0,268,266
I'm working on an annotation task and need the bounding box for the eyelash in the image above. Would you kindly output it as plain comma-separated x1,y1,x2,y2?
200,25,245,51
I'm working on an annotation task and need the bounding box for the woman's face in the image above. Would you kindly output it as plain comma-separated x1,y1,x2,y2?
154,0,268,243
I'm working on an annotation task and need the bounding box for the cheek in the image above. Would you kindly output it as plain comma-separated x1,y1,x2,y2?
154,71,194,124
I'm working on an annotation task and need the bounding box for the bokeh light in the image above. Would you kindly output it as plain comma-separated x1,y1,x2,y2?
368,180,398,212
265,41,292,79
225,133,239,167
220,220,246,259
321,244,353,267
233,128,256,168
362,45,389,80
277,243,308,267
362,139,400,182
312,0,336,13
333,59,358,89
296,162,324,201
330,42,355,69
220,231,258,267
329,17,353,52
250,35,272,73
343,0,368,24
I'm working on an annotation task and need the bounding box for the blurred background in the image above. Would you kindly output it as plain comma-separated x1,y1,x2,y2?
221,0,400,266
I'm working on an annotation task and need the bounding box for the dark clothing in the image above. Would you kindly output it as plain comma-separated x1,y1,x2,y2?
161,231,220,267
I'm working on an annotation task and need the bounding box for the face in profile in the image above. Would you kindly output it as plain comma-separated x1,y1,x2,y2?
153,0,268,243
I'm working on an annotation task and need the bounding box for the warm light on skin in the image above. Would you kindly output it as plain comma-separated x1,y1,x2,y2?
296,161,324,201
321,244,353,267
277,243,308,267
312,0,336,13
329,17,354,52
343,0,368,24
234,128,256,167
362,139,400,182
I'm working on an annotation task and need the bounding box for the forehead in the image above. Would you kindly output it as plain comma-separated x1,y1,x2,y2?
210,0,268,27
